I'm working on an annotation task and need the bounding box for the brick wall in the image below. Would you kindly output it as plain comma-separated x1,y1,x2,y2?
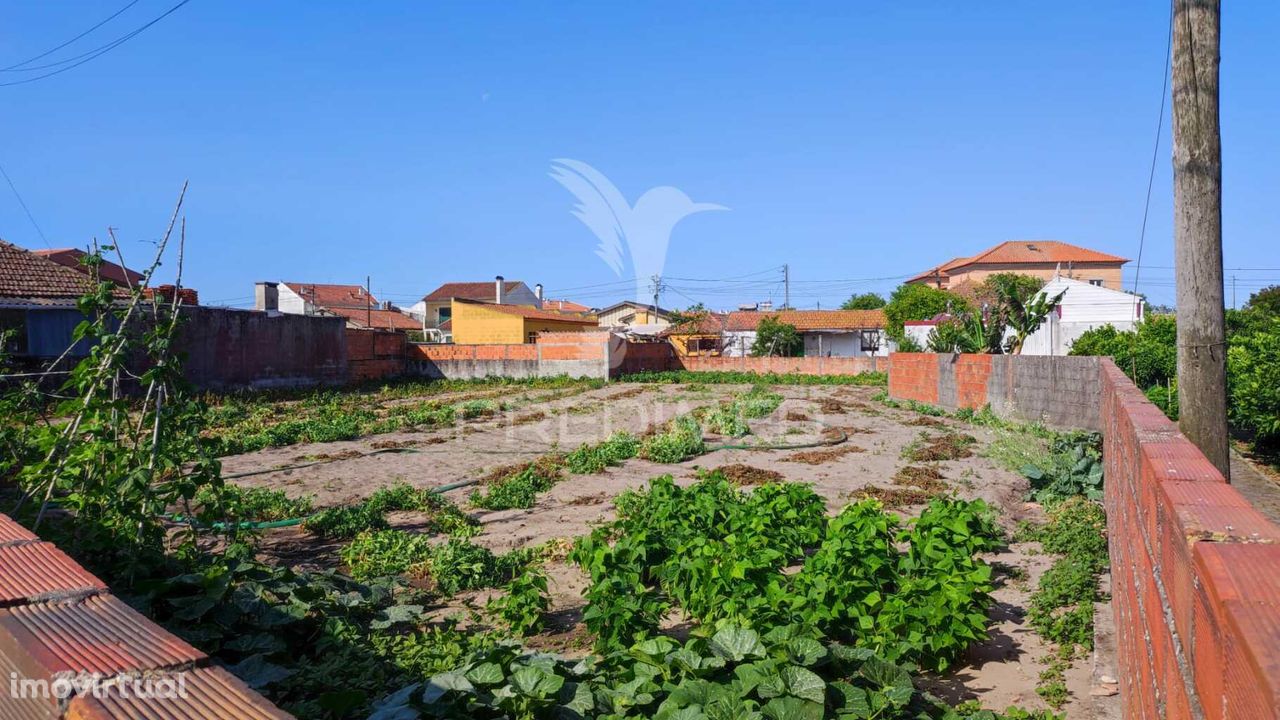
407,332,608,380
176,307,348,391
1100,359,1280,720
889,353,1280,718
887,352,1101,430
607,341,888,378
0,514,291,719
345,328,407,383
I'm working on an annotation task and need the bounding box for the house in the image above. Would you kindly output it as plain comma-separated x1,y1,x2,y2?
596,301,673,335
449,298,597,344
661,313,728,357
541,298,593,314
0,239,126,358
1022,276,1145,356
907,240,1129,291
254,281,421,331
722,310,889,358
902,276,1145,355
411,277,542,329
33,247,145,288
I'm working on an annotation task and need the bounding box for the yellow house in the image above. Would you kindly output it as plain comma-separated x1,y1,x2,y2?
661,312,727,358
450,298,597,344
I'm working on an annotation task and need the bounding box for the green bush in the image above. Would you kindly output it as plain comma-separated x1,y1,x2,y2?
1069,315,1176,389
885,283,970,343
487,566,550,635
470,458,564,510
750,316,804,357
564,432,639,474
638,415,705,463
1228,323,1280,446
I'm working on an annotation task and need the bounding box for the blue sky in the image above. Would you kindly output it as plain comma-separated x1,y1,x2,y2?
1,1,1276,310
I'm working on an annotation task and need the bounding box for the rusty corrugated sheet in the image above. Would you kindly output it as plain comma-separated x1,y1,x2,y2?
0,543,107,607
0,595,204,678
65,667,293,720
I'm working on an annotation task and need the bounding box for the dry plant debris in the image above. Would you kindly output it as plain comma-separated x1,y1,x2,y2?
782,445,865,465
907,433,977,462
713,464,786,486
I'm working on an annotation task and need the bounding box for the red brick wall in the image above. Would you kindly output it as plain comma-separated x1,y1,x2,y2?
345,328,406,383
887,353,941,404
1100,359,1280,719
410,344,538,361
675,355,885,376
0,514,290,718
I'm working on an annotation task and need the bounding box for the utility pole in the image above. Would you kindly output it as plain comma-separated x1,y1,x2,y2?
783,264,790,309
1231,275,1236,309
650,274,663,317
1172,0,1229,478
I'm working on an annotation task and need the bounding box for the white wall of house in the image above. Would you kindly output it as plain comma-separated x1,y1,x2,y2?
902,322,935,350
277,284,309,315
722,330,756,357
1022,277,1145,356
803,330,890,357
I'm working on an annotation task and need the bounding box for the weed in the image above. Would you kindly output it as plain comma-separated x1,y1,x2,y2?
564,431,639,474
469,457,564,510
194,485,314,523
487,565,550,635
638,415,705,463
341,529,434,580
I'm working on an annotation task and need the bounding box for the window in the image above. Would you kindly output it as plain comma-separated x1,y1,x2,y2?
1089,279,1104,287
860,330,881,352
527,332,538,344
685,337,720,354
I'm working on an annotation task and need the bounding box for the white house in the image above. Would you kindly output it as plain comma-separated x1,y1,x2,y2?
721,310,889,357
1022,276,1145,356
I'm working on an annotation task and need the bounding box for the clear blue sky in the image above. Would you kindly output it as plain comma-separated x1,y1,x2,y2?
1,1,1276,310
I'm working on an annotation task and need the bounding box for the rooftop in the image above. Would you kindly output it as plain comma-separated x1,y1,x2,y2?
454,298,597,324
33,247,145,288
0,239,122,302
725,309,887,332
908,240,1129,283
423,281,531,303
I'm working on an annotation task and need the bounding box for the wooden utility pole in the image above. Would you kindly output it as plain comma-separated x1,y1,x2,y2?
1172,0,1230,478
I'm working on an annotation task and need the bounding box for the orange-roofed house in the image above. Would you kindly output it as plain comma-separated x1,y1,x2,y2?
254,281,422,331
412,276,543,330
722,309,889,358
449,298,597,344
906,240,1128,291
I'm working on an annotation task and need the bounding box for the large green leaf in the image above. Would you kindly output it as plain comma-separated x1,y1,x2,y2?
709,627,766,662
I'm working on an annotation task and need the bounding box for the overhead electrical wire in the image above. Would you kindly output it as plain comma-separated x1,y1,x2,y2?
0,159,50,248
0,0,141,72
0,0,193,88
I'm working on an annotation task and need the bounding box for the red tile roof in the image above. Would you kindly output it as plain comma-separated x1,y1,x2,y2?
908,241,1127,283
32,248,145,288
725,309,886,332
541,298,592,313
455,298,597,324
0,239,116,300
423,281,529,303
281,282,420,330
663,312,728,336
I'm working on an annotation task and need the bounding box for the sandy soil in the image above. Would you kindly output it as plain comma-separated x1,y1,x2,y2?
223,381,1117,717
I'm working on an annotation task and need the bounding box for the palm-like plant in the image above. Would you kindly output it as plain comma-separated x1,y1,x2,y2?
1001,286,1066,355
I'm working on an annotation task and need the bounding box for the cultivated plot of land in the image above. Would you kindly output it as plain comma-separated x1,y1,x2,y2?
214,378,1117,717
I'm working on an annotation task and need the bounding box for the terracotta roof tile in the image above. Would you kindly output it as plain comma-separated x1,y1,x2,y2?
454,298,597,324
725,309,886,332
541,298,592,313
66,667,293,720
281,282,419,330
663,312,728,336
32,248,145,288
326,306,422,330
909,241,1127,283
424,281,529,303
0,240,107,299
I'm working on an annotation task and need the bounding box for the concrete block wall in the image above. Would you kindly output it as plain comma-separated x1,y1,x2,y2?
607,340,887,378
889,352,1280,718
887,352,1101,430
0,513,291,719
175,307,348,391
345,328,407,383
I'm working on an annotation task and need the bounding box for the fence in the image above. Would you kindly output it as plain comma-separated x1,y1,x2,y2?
888,352,1280,719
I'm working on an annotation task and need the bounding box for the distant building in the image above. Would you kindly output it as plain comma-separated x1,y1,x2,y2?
33,247,145,288
907,240,1128,291
411,276,542,330
541,298,592,314
255,281,420,331
722,310,889,358
1021,276,1145,356
0,240,126,358
449,298,596,344
596,301,673,336
661,313,729,357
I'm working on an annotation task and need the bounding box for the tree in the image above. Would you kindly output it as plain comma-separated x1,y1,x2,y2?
669,303,708,326
1244,285,1280,317
750,316,803,357
841,292,886,310
1000,286,1066,355
883,284,968,343
977,273,1044,307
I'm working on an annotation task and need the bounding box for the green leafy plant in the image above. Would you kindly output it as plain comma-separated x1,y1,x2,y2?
638,415,705,463
1021,432,1103,503
750,316,805,357
341,529,435,580
842,292,887,310
564,431,639,474
194,485,314,523
469,458,564,510
488,566,550,635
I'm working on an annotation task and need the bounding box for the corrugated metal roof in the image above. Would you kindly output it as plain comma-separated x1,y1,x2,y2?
66,667,293,720
0,543,106,606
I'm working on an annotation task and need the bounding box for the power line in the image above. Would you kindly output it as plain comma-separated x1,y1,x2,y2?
1,0,141,72
0,158,50,247
0,0,193,88
1130,4,1173,316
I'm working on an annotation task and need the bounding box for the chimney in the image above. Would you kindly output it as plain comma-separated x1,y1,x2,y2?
255,281,279,313
534,283,543,304
383,300,393,310
495,275,505,305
